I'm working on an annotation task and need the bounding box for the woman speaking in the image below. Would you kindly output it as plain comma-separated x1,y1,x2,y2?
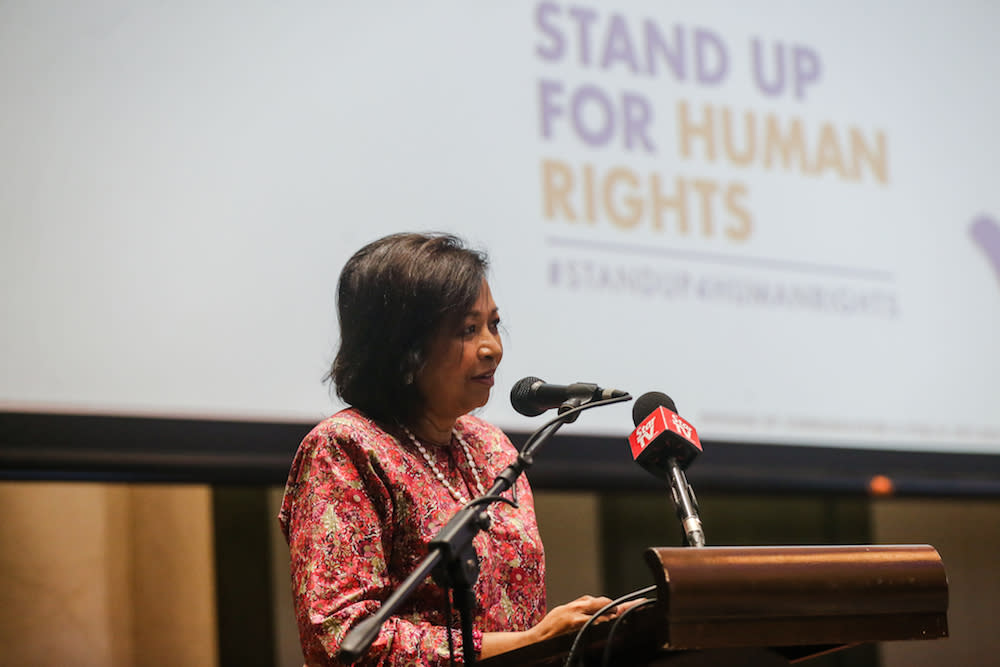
279,233,616,665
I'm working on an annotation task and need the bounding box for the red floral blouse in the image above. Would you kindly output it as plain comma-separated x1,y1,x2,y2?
279,408,547,666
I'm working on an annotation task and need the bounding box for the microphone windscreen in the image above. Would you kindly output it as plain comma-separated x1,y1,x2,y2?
632,391,677,426
510,376,545,417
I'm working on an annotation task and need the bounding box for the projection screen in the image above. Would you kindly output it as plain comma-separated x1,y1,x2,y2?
2,1,999,464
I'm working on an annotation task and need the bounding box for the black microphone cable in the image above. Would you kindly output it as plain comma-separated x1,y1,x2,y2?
562,585,656,667
600,597,658,667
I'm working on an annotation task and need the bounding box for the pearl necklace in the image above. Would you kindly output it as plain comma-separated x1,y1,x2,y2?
401,424,487,505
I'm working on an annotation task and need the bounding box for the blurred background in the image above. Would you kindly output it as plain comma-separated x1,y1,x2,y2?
2,2,999,665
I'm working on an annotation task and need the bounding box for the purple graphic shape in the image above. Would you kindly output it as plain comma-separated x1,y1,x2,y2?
970,215,1000,284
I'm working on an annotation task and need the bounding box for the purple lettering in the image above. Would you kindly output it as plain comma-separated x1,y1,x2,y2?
568,6,599,66
571,85,615,146
622,92,656,151
643,21,685,80
694,29,728,85
751,38,785,97
752,40,822,100
601,14,639,73
535,2,565,61
792,46,822,100
538,79,565,138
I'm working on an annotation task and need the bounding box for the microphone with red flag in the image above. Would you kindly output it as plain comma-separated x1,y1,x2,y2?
629,392,706,547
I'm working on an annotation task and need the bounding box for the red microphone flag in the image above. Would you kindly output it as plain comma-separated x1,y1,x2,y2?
628,405,702,470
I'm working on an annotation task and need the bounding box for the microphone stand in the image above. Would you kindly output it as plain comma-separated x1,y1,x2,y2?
338,393,632,665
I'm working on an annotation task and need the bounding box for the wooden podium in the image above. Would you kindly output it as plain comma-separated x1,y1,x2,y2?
479,545,948,666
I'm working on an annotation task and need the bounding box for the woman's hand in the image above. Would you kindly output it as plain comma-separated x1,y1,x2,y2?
527,595,619,643
480,595,618,660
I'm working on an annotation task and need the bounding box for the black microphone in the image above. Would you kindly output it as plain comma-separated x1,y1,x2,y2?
510,376,628,417
628,391,705,547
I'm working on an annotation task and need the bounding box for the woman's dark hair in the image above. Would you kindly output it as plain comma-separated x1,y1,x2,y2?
329,232,489,426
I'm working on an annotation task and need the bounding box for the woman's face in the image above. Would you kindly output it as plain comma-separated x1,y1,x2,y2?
416,281,503,426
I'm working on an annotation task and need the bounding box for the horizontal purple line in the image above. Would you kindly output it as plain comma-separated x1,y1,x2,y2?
545,236,895,283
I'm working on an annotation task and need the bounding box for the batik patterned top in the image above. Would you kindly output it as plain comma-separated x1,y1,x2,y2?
279,408,546,666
